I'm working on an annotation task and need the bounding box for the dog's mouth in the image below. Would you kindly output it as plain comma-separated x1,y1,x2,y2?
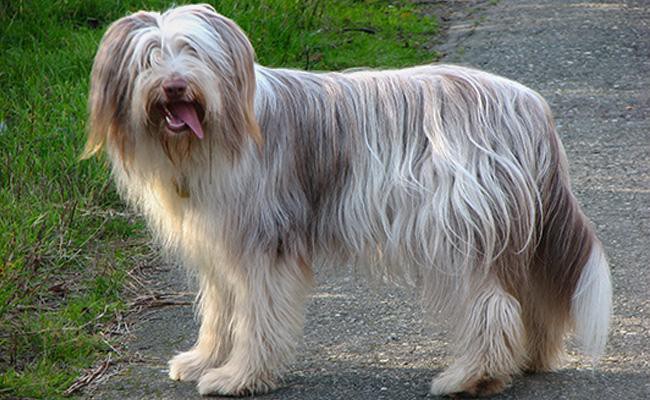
161,101,205,139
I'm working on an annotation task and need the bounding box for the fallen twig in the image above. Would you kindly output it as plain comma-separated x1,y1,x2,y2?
64,354,112,396
128,292,193,311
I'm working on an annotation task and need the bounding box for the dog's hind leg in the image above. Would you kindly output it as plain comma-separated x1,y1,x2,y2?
197,255,313,396
520,263,571,374
169,273,235,381
430,277,527,397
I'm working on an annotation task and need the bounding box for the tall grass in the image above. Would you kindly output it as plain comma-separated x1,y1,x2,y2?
0,1,438,398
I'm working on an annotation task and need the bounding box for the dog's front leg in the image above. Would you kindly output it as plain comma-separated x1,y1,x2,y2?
197,255,312,396
169,273,235,381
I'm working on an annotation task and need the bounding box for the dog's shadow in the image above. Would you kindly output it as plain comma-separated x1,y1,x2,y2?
88,304,646,400
217,365,646,400
97,281,646,400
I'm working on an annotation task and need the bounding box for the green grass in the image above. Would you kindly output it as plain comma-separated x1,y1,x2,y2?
0,1,438,398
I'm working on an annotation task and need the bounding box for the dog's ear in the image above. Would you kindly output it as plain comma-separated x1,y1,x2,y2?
82,12,158,162
196,8,263,152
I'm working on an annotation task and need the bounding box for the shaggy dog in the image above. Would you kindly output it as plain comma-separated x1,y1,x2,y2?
84,4,612,397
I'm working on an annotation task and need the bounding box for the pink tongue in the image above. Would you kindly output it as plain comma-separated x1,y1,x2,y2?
170,102,204,139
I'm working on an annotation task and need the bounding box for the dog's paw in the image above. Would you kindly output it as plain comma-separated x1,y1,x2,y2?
197,366,276,396
168,350,213,382
431,371,509,398
430,369,465,396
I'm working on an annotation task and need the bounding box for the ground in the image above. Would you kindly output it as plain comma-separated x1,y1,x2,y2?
85,1,649,399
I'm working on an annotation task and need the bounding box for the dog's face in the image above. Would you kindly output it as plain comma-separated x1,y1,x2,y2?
83,4,261,164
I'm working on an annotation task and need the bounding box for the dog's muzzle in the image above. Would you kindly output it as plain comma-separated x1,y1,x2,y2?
160,77,205,139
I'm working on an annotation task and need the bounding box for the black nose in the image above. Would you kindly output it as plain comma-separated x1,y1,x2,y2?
163,77,187,100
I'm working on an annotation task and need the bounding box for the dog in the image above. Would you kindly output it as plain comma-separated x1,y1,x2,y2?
83,4,612,397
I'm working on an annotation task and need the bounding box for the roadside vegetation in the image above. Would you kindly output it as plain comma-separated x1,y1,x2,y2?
0,1,438,398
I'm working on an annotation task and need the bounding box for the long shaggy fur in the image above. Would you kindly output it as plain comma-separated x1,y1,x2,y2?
85,4,612,397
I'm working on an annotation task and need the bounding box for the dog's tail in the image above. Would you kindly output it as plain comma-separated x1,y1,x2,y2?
571,237,612,359
535,134,612,361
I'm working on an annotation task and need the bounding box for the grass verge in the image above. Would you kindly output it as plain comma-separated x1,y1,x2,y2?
0,1,438,398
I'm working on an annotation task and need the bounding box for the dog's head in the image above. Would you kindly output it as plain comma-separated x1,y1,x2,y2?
83,4,261,164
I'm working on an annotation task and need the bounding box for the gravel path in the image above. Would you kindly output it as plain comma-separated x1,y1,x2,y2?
86,1,650,399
